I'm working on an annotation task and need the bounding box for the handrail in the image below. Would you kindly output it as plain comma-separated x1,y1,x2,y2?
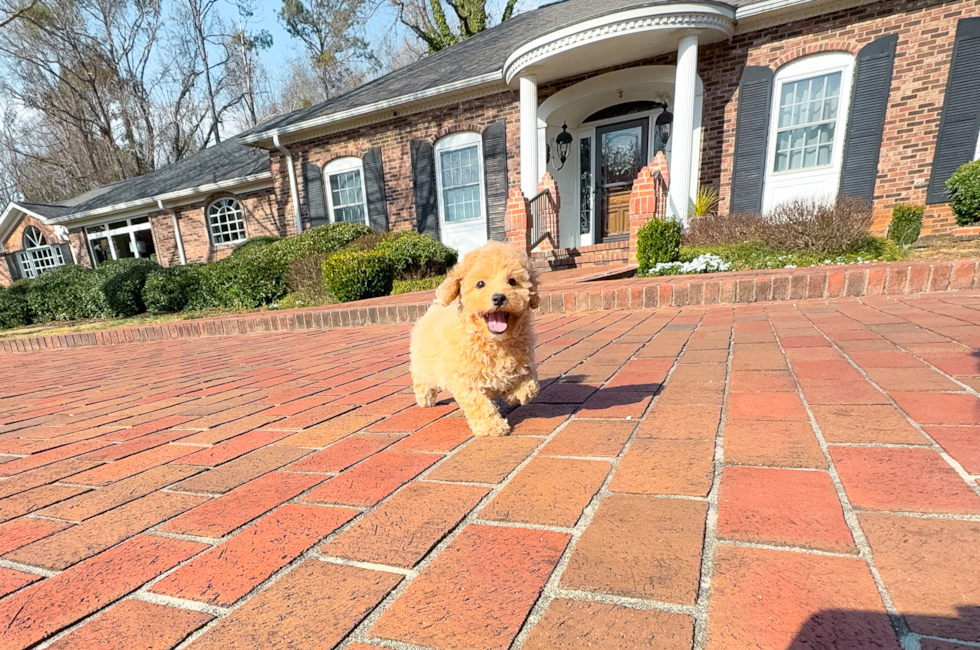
528,187,558,250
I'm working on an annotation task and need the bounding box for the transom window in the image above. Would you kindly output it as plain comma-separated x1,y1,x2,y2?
774,71,842,172
17,226,65,278
438,143,483,222
324,157,368,225
85,217,156,266
207,197,247,244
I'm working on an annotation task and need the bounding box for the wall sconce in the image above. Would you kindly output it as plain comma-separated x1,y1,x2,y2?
547,122,574,171
655,106,673,147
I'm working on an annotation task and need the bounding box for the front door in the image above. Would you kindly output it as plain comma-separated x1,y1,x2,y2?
596,118,648,243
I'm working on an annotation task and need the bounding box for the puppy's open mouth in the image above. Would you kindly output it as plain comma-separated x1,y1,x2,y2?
483,310,510,334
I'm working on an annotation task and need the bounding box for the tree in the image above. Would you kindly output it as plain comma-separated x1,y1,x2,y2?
278,0,375,97
224,0,272,128
184,0,226,144
390,0,519,53
0,0,39,29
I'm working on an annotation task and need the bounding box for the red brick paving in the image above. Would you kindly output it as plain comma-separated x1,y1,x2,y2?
0,291,979,649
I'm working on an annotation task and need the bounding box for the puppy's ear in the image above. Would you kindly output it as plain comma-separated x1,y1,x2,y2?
436,260,465,306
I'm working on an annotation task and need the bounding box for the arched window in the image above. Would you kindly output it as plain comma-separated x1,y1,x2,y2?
207,197,247,244
22,226,46,249
323,157,368,224
764,53,855,210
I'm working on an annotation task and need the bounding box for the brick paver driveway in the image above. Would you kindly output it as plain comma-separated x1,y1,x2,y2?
1,292,979,650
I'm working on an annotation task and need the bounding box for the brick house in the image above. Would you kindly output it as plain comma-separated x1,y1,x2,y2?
2,0,979,285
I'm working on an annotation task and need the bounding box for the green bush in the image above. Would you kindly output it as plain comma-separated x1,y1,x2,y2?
232,236,280,256
27,264,101,322
887,204,924,246
95,258,162,317
636,218,682,274
322,250,395,303
947,159,980,226
143,265,204,313
195,249,288,309
377,231,457,280
392,275,445,295
0,280,34,330
284,253,332,304
343,231,392,252
271,222,373,264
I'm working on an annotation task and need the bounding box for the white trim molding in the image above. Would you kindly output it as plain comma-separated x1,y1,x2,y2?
503,4,735,84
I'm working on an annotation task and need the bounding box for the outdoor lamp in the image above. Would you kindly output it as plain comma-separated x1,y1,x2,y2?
656,108,673,147
549,122,573,171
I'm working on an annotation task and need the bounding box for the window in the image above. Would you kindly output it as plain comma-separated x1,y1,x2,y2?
435,133,485,223
774,71,842,172
207,197,247,244
85,217,156,266
17,227,66,278
323,158,368,224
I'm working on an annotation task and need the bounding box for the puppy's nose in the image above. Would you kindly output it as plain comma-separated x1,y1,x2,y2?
492,293,507,308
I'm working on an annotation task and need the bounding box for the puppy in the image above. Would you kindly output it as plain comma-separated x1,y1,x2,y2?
409,241,540,437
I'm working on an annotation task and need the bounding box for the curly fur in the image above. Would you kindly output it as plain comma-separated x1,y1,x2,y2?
409,241,540,437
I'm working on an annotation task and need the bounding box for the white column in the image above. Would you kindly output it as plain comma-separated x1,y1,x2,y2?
668,33,699,223
520,75,539,198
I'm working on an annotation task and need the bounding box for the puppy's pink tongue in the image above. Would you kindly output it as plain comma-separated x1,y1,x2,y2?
487,311,508,333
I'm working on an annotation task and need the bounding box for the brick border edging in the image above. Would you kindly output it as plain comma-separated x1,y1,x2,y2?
2,258,977,354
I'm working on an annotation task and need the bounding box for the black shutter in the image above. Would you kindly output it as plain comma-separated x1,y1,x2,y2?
410,139,439,239
302,161,329,227
58,242,74,265
482,121,508,242
362,147,389,232
839,35,898,203
4,252,21,281
927,17,980,204
730,66,774,214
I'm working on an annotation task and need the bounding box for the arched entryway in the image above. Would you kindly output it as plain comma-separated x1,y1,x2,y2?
537,67,704,248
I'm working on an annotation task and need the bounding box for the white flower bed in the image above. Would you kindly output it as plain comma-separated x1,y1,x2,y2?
647,254,731,277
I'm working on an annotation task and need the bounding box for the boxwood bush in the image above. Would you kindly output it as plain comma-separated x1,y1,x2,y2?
232,236,281,256
271,222,372,264
322,250,395,303
143,265,204,313
0,280,34,330
27,264,102,322
377,231,457,280
887,204,924,246
947,159,980,226
637,218,682,274
195,249,288,309
95,258,162,317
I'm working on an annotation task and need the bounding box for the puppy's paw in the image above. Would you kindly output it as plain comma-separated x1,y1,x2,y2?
511,378,540,406
414,384,438,408
470,416,511,437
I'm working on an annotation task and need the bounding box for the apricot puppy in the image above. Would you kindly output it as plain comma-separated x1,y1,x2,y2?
409,241,540,437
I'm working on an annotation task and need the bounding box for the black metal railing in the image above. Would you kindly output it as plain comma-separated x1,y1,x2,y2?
529,187,558,249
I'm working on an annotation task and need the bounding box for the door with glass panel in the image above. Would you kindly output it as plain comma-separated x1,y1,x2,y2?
763,55,852,211
596,119,648,242
435,133,488,256
85,217,156,265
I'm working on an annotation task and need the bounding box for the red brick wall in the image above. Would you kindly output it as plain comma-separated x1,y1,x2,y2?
2,215,64,285
698,0,980,236
271,91,521,232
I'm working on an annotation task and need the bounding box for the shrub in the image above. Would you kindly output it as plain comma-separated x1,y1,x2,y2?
947,159,980,226
887,204,924,246
143,265,203,313
322,250,395,303
0,280,34,330
690,186,720,218
392,275,445,295
344,231,392,252
232,236,280,256
761,195,873,253
195,249,288,309
685,211,768,246
95,258,162,317
271,222,373,263
284,252,332,304
377,231,458,280
636,218,682,274
27,264,101,322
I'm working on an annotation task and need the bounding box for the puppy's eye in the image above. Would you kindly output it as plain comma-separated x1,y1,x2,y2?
476,281,485,289
508,278,517,286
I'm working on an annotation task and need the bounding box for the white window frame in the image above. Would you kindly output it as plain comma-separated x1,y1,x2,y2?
323,157,370,226
17,226,65,278
434,131,487,228
85,217,155,266
206,197,248,245
763,53,855,212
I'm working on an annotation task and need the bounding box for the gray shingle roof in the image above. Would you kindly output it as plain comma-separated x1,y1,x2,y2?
14,202,74,219
249,0,738,139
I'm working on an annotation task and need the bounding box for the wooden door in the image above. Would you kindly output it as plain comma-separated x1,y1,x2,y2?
596,118,648,243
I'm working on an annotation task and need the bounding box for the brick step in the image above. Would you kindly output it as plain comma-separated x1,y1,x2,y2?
2,258,978,354
953,226,980,239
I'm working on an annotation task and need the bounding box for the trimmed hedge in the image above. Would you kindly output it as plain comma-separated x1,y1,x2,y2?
377,232,457,280
271,222,372,264
26,265,103,322
322,250,395,303
143,265,204,313
232,236,281,256
0,280,34,330
636,218,682,274
947,159,980,226
887,204,924,246
96,258,162,317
